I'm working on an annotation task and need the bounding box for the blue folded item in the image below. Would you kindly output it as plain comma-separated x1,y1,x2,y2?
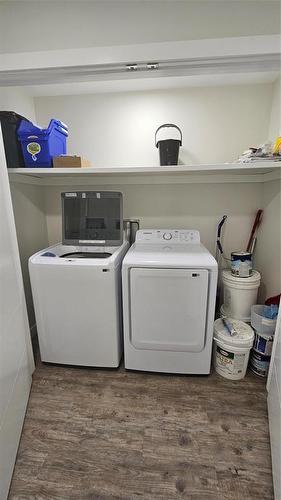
263,304,279,319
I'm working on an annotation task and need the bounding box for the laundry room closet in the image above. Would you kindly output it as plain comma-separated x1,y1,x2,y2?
2,63,281,496
1,2,281,499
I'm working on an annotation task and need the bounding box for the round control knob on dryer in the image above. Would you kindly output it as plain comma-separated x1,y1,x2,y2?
163,232,172,240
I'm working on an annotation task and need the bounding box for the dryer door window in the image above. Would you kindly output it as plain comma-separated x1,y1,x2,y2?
129,268,208,352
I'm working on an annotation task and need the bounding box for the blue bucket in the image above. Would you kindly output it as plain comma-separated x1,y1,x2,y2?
18,118,68,168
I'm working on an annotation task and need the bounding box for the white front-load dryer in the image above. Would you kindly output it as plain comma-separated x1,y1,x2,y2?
122,229,218,374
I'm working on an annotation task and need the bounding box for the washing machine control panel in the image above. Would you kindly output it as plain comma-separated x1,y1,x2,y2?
136,230,200,244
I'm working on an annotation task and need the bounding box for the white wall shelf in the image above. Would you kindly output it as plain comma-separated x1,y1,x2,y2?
7,162,281,186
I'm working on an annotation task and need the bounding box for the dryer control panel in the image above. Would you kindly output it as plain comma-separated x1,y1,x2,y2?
135,229,200,244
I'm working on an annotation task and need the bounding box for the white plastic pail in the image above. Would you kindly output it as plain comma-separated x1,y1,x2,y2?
220,304,250,324
222,270,261,321
213,318,255,380
251,305,277,335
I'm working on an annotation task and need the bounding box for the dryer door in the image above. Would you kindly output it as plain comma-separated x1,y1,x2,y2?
129,267,208,352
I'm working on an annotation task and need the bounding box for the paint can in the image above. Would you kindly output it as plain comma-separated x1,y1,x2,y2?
231,252,252,278
253,332,274,356
249,349,271,377
213,318,254,380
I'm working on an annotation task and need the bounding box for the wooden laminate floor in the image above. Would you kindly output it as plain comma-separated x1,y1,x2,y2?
9,363,273,500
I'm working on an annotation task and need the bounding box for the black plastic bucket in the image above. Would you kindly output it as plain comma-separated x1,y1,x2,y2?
0,111,30,168
155,124,182,166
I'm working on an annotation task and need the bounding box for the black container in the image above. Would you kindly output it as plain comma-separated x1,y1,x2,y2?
0,111,30,168
155,123,182,166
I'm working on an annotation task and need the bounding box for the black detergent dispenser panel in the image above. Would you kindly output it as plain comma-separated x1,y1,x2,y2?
61,191,123,246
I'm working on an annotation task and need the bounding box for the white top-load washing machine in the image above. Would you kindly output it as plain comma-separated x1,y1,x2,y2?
29,191,129,367
122,229,217,374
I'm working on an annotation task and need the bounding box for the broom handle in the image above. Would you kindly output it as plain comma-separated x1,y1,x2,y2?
246,209,263,252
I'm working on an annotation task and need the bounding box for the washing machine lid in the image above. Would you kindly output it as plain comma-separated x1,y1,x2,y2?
61,191,123,246
29,241,129,266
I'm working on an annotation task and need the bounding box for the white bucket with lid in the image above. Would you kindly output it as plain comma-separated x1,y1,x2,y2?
213,318,255,380
220,304,250,324
251,305,277,335
222,270,261,321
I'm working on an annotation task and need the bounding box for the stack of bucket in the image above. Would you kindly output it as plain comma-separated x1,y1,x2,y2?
249,305,277,377
214,255,261,381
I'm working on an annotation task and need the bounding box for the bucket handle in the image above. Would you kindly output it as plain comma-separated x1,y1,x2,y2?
155,124,182,148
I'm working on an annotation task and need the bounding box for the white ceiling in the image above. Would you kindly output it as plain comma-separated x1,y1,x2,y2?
0,1,280,54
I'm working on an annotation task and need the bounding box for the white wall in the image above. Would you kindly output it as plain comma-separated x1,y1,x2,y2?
255,180,281,301
0,87,48,328
0,87,36,122
10,182,48,328
44,182,262,260
35,83,273,166
255,77,281,301
0,1,280,54
268,77,281,141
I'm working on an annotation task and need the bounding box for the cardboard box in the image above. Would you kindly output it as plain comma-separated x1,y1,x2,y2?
53,155,91,168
